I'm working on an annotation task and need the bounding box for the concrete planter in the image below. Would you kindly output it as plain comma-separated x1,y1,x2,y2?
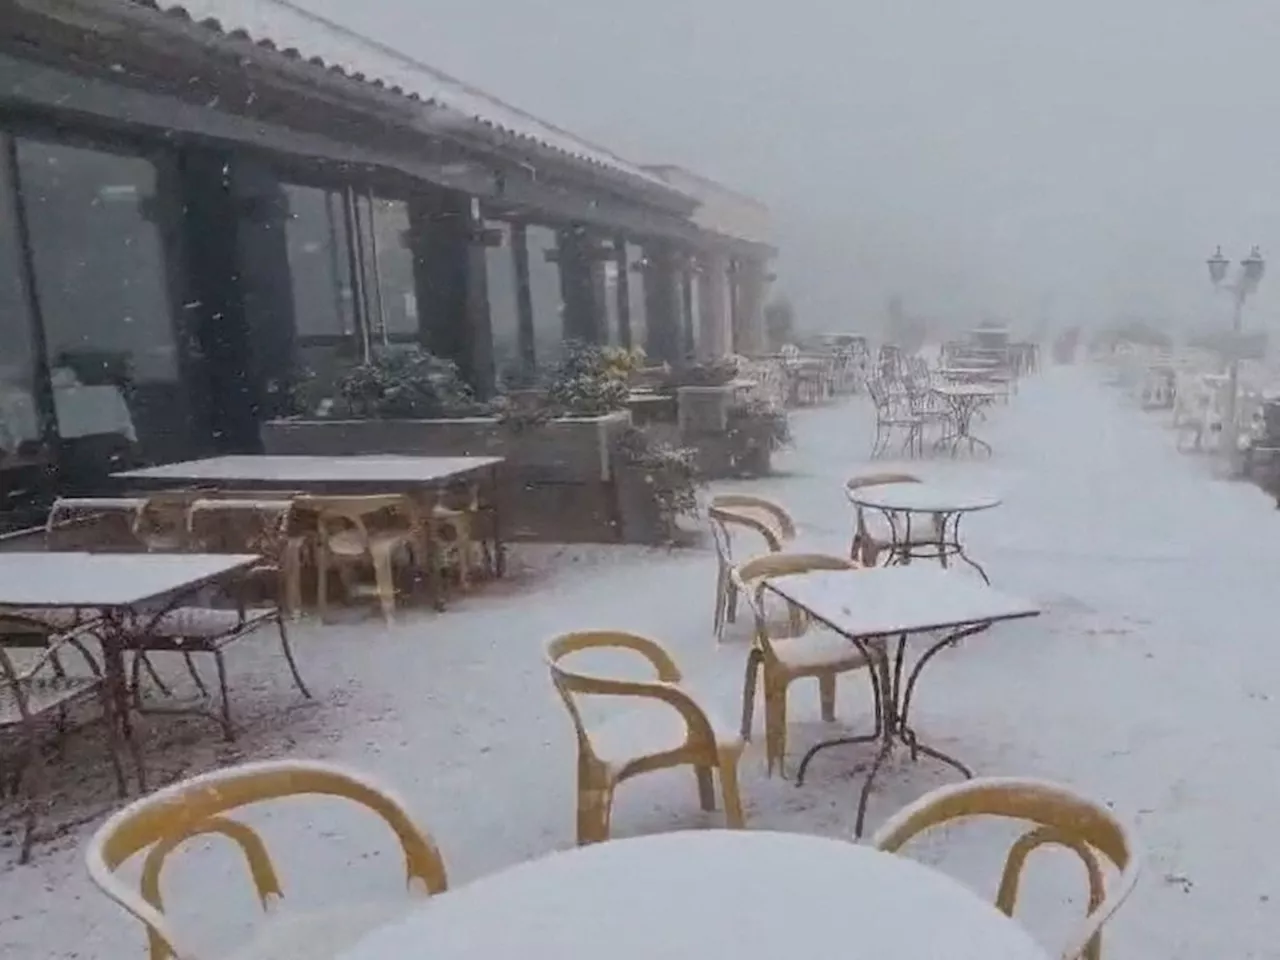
676,380,755,435
261,411,641,544
613,464,676,545
261,411,631,483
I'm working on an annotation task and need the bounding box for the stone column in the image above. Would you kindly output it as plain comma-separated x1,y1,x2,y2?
733,256,769,356
696,251,732,360
557,226,606,344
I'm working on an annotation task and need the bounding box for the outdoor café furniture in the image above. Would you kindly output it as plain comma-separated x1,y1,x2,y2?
337,830,1051,960
845,473,942,566
0,551,285,788
732,553,881,776
545,631,745,844
0,610,126,863
845,479,1001,583
115,455,507,603
765,566,1039,836
186,494,307,618
85,760,449,960
867,377,924,458
707,494,797,642
932,383,1003,457
45,495,147,550
301,494,427,625
872,777,1141,960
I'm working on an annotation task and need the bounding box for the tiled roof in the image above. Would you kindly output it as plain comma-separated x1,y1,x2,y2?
126,0,684,198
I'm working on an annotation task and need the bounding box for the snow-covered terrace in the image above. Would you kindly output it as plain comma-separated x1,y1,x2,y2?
2,363,1276,959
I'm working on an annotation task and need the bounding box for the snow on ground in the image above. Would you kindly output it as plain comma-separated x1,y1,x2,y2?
3,363,1279,959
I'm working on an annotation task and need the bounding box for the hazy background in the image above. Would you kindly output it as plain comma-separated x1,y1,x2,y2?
297,0,1280,337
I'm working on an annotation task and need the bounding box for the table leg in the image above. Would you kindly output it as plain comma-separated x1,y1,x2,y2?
101,611,146,793
796,624,989,838
490,464,506,579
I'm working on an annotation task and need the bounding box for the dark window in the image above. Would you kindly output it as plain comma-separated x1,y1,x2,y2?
363,195,417,343
526,224,563,368
0,139,39,467
14,138,186,468
483,221,521,377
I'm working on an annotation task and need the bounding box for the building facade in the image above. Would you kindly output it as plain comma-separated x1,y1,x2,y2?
0,0,775,527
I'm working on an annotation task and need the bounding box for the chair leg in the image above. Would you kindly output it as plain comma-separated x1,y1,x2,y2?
316,548,331,623
696,765,716,812
276,616,312,700
764,678,788,777
819,672,837,722
213,651,235,742
717,751,746,828
182,652,209,697
740,648,762,739
576,779,613,845
17,730,49,864
371,550,397,625
712,569,728,641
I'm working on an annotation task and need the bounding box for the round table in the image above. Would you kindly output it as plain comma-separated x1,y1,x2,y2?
847,481,1000,582
932,384,1003,457
340,831,1049,960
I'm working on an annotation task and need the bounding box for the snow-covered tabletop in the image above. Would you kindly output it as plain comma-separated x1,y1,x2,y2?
766,567,1039,637
340,830,1049,960
847,481,1001,515
114,454,503,486
0,552,260,608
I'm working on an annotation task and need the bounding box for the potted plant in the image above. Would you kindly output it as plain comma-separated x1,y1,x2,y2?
725,395,791,476
613,425,703,544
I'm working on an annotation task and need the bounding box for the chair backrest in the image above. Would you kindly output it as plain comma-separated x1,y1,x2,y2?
731,552,858,651
708,494,796,549
297,494,420,550
134,492,201,552
187,498,295,557
544,631,715,767
85,759,448,960
845,472,921,496
870,777,1140,960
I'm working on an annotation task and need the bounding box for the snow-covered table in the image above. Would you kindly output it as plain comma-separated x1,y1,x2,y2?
340,831,1049,960
847,481,1000,583
116,454,507,578
0,551,260,790
766,567,1039,835
932,383,1004,457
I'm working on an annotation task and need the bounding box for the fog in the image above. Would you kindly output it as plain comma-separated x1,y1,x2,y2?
298,0,1280,336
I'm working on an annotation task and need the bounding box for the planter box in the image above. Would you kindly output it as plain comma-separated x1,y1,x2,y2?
613,464,675,545
261,411,631,483
261,411,644,544
676,380,755,436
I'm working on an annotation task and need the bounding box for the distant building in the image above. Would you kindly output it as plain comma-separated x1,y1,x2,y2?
0,0,776,523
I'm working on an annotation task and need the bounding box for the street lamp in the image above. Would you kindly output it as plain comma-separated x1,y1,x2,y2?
1206,245,1265,450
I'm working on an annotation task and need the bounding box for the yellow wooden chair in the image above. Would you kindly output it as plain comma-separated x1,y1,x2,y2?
708,494,797,642
133,491,201,553
546,631,746,845
733,552,883,776
84,759,449,960
870,777,1141,960
844,472,941,565
300,494,425,624
428,482,486,589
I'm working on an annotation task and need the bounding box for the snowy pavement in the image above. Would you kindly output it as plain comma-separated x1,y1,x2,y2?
4,363,1280,959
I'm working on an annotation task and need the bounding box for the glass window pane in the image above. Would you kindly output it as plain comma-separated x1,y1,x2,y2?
369,197,417,342
484,221,521,378
16,138,182,465
0,140,39,467
526,224,563,369
281,183,360,415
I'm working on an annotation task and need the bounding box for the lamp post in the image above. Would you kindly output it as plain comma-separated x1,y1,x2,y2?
1207,245,1265,449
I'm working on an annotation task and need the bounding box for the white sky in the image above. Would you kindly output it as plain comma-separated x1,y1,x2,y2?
297,0,1280,334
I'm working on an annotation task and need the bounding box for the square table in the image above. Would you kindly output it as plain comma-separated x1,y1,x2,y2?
0,551,261,790
115,453,508,587
765,566,1039,835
